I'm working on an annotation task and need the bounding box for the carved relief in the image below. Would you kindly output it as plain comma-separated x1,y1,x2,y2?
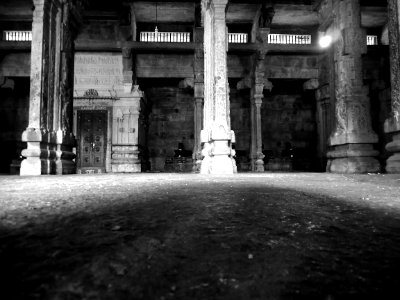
74,53,124,97
333,89,347,135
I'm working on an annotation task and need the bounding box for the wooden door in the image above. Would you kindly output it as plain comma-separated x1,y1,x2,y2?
77,110,107,173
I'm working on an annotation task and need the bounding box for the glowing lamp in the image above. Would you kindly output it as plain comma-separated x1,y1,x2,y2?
319,35,332,48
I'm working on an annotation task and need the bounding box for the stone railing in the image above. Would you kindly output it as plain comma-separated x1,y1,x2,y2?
140,31,190,43
367,35,378,46
228,33,248,43
268,34,312,45
3,30,32,41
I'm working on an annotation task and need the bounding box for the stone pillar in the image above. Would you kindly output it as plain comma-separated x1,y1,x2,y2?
250,85,265,172
193,27,204,172
315,82,331,169
384,0,400,173
21,0,76,175
111,85,143,173
200,0,236,174
111,48,143,173
249,27,270,172
326,0,379,173
56,1,78,175
20,0,52,175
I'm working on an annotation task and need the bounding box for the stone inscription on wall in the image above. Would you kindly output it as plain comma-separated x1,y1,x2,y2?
74,53,124,97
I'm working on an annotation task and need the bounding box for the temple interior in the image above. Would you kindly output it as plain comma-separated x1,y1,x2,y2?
2,1,400,298
0,0,398,175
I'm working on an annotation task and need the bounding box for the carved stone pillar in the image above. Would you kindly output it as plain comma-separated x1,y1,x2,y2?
21,0,77,175
385,0,400,173
111,48,143,173
56,1,78,175
251,85,265,172
112,85,143,173
200,0,236,174
249,27,270,172
326,0,379,173
20,0,52,175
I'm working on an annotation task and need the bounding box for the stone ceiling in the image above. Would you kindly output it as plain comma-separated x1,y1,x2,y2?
0,0,388,28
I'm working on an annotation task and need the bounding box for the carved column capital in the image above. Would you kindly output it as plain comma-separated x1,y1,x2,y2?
237,77,252,90
179,78,194,89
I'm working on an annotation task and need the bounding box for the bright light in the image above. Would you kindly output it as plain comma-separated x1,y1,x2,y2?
319,35,332,48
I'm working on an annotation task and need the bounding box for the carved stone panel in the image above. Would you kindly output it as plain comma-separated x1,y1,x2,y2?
74,53,124,98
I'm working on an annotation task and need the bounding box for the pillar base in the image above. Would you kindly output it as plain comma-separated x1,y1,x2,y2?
192,151,202,173
200,141,237,175
327,144,380,173
55,131,76,175
111,145,141,173
111,163,141,173
255,159,265,172
385,132,400,173
20,157,43,176
209,155,235,174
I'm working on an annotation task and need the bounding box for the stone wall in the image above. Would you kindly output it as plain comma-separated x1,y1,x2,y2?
261,80,318,171
0,78,29,173
0,54,31,77
145,85,194,172
76,20,130,41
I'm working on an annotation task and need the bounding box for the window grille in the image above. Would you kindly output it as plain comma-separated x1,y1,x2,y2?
268,34,312,45
3,31,32,41
140,30,190,43
228,33,248,43
367,35,378,46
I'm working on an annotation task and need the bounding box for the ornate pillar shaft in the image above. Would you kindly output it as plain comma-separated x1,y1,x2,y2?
111,48,143,173
326,0,379,173
249,27,270,172
200,0,236,174
384,0,400,173
250,84,265,172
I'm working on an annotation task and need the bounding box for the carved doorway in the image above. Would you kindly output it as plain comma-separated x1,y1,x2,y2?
77,110,108,174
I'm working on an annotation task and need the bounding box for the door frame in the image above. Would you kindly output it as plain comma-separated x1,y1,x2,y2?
73,103,113,173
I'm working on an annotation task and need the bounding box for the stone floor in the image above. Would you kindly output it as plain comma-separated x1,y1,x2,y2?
1,173,400,299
